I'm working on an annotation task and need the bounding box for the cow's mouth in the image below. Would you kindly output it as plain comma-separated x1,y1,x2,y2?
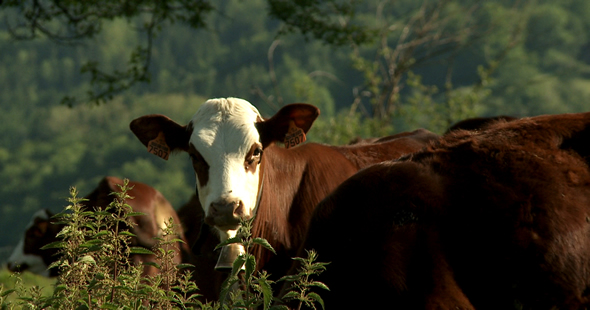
204,215,241,231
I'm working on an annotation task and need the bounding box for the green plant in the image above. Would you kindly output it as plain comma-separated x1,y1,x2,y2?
0,181,328,309
277,250,329,310
216,217,276,310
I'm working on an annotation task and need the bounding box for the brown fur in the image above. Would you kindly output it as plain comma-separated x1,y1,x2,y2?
131,104,441,283
444,115,517,134
251,129,440,278
286,112,590,309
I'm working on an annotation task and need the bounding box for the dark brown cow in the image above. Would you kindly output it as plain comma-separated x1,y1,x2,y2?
130,97,439,281
284,112,590,309
7,176,189,277
444,115,516,134
176,194,225,302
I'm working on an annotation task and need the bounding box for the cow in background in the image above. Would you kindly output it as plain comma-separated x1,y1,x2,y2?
6,176,189,277
130,97,439,281
284,112,590,309
176,194,225,302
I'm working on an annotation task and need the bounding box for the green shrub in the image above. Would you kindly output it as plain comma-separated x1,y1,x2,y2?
0,180,327,309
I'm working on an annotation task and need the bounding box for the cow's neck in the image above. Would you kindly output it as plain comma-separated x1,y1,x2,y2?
250,143,358,271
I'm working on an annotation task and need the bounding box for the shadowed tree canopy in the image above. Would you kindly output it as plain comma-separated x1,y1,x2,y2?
1,0,370,106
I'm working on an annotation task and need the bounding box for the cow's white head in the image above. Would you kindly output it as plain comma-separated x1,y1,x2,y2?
130,97,319,240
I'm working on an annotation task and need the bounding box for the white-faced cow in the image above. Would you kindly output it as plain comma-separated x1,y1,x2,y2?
130,97,439,277
6,176,189,277
283,111,590,309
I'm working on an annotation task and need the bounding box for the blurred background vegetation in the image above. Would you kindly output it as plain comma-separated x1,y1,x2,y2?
0,0,589,265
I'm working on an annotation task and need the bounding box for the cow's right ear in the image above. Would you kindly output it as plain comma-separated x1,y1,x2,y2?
130,115,191,160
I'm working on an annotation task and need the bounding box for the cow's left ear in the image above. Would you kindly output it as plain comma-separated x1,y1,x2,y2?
256,103,320,148
130,115,191,160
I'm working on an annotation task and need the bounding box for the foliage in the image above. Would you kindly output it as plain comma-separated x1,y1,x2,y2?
2,0,214,106
278,250,330,310
0,184,329,309
215,217,277,310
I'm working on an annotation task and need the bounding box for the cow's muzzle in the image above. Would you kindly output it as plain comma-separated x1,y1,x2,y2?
205,199,247,229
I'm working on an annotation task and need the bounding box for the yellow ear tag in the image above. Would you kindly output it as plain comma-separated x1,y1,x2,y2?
284,121,306,149
147,132,170,160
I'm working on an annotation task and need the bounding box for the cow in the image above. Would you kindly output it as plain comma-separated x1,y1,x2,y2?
176,194,226,302
6,176,189,278
129,97,439,279
282,111,590,309
444,115,516,134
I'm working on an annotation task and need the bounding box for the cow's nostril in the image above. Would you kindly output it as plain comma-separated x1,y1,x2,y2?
234,201,245,216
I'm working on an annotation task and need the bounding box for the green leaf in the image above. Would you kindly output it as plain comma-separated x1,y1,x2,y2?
245,254,256,280
93,231,110,237
0,289,16,297
129,247,155,255
231,255,246,278
258,277,273,310
219,278,240,305
308,292,326,310
310,281,330,291
175,263,195,270
41,241,64,250
269,306,290,310
253,238,276,254
215,236,242,250
143,261,160,269
127,211,147,217
281,291,299,300
277,274,299,283
78,255,96,265
119,231,136,237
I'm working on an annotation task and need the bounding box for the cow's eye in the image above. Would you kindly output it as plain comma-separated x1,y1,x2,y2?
246,145,263,169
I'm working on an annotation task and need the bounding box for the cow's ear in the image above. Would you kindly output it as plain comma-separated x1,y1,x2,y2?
130,115,191,160
256,103,320,148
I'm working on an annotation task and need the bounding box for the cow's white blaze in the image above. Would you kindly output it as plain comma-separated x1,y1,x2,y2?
189,98,263,240
7,209,51,277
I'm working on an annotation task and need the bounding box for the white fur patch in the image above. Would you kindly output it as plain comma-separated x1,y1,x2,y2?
7,239,50,277
189,98,263,239
6,209,52,277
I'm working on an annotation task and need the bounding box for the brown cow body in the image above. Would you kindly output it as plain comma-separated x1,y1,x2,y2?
249,131,440,275
130,98,439,289
174,132,442,302
7,176,188,277
286,112,590,309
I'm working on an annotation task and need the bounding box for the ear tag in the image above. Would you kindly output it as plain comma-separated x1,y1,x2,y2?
147,132,170,160
284,121,306,149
